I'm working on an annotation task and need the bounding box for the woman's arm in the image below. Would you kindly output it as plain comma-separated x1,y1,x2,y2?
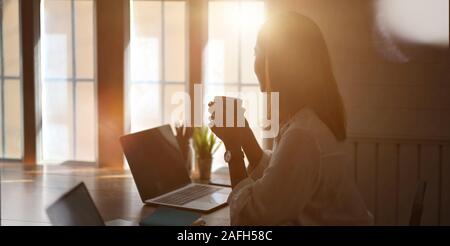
224,144,248,188
228,130,321,225
241,124,263,171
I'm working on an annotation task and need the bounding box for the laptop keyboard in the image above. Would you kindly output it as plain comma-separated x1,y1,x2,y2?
153,185,221,206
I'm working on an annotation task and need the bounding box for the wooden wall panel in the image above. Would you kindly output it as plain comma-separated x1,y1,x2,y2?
344,141,357,183
335,63,449,86
419,145,440,225
441,146,450,225
376,144,397,225
355,143,377,218
341,84,450,110
346,108,450,139
397,144,419,225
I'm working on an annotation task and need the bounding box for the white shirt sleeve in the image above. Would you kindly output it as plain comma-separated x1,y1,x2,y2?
227,130,321,225
247,149,272,181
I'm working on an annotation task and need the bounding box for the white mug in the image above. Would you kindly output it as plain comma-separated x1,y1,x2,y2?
211,96,245,128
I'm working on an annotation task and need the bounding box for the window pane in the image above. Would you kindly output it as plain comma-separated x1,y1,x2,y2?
0,87,3,157
129,1,187,134
207,1,265,85
164,2,186,82
40,0,96,163
3,0,21,77
75,82,95,161
206,2,239,84
130,83,162,133
205,1,266,156
240,2,265,84
1,0,22,159
42,81,74,161
164,83,186,124
75,0,94,79
42,0,73,79
4,80,21,158
130,1,162,82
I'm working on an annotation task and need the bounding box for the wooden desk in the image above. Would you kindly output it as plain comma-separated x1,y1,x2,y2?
0,161,230,226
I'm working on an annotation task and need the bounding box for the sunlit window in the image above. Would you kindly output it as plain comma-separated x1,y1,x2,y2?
128,0,187,133
40,0,96,163
0,0,22,159
205,0,266,169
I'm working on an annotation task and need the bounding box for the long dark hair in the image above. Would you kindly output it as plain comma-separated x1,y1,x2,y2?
258,12,347,141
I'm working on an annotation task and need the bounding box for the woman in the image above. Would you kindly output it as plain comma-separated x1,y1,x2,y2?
209,12,373,225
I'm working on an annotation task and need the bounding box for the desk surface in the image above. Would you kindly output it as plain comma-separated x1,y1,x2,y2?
0,161,230,226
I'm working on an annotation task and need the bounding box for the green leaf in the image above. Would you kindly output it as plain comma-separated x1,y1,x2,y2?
192,126,218,159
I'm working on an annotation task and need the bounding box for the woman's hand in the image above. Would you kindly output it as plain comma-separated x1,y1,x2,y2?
207,100,251,149
208,100,250,187
208,99,263,168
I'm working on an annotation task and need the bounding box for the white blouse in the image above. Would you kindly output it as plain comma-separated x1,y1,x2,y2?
227,108,374,226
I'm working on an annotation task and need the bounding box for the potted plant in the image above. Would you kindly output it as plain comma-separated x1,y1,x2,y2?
192,127,221,181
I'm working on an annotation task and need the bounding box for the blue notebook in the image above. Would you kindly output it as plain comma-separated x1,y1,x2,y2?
139,207,202,226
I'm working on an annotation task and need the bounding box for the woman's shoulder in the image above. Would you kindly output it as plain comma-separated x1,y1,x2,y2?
272,128,322,172
283,127,315,142
285,110,346,156
278,127,321,155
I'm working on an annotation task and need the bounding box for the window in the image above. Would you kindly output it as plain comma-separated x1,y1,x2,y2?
0,0,22,159
39,0,96,163
128,0,265,169
128,0,187,133
204,0,266,168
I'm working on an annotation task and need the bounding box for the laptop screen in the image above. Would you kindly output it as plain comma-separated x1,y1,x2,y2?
46,183,105,226
120,125,191,202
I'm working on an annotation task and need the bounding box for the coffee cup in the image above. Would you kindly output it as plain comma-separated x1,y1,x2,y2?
211,96,245,128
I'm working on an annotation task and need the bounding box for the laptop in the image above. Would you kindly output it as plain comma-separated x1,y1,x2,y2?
120,125,231,213
46,182,134,226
